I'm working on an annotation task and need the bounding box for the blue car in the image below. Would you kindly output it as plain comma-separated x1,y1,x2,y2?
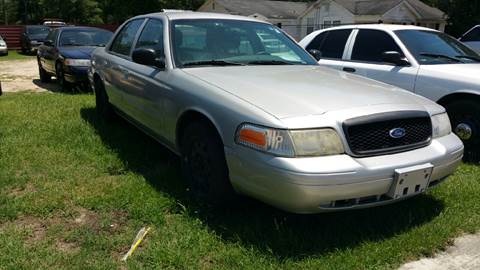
37,26,113,91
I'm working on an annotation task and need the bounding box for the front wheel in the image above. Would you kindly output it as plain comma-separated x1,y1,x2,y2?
446,99,480,161
181,121,235,206
56,62,71,92
38,60,51,83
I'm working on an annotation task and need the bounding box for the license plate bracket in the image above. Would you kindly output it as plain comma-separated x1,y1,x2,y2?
387,163,433,199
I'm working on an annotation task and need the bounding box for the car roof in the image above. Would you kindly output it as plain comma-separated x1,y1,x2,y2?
137,11,268,24
320,24,438,32
58,26,111,32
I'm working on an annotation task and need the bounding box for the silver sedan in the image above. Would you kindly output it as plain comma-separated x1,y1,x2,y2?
89,11,463,213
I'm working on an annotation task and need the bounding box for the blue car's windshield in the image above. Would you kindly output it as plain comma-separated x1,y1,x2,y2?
27,26,50,38
395,30,480,65
171,19,317,67
59,29,113,47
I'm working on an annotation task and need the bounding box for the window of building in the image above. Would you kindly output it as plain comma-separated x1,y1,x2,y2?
306,18,314,34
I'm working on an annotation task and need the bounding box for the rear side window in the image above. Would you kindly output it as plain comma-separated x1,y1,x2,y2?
352,29,402,63
307,29,351,59
110,19,144,56
461,27,480,42
135,19,164,57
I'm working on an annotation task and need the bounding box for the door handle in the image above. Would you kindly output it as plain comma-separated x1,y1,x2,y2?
343,67,356,73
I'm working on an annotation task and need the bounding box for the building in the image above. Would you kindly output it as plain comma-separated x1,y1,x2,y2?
198,0,447,40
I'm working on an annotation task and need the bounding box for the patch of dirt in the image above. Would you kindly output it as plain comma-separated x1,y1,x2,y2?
0,59,59,92
8,183,37,197
55,239,80,254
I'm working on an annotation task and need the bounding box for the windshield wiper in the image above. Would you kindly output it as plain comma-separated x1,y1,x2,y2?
419,53,463,63
61,43,84,46
455,55,480,62
246,60,295,65
182,60,245,67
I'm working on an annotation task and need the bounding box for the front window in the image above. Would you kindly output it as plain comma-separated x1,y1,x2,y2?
27,26,50,38
171,19,317,68
59,29,113,47
395,30,480,65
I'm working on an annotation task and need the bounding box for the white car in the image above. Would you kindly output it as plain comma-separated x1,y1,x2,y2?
300,24,480,160
459,25,480,53
0,35,7,56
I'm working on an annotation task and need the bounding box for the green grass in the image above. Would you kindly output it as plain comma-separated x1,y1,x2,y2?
0,50,36,61
0,92,479,269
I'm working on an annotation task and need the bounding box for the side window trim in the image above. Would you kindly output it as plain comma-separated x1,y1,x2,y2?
108,18,146,59
343,29,357,60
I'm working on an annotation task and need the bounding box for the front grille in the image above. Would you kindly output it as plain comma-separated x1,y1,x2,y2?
343,111,432,157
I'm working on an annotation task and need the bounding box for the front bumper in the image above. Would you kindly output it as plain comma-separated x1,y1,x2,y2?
0,47,7,55
226,133,464,213
64,66,89,83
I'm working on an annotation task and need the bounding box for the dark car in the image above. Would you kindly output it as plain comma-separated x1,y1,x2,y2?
21,25,51,54
37,26,113,91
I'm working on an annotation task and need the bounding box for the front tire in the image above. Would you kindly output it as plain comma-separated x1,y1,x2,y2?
181,120,235,206
38,60,51,83
56,62,71,92
446,99,480,161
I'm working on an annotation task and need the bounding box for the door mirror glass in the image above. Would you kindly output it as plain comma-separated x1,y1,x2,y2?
381,51,409,66
132,48,165,69
308,49,322,60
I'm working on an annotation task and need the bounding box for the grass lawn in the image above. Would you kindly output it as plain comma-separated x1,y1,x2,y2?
0,50,36,61
0,92,479,269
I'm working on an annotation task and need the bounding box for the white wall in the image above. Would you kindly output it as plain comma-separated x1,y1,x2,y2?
300,0,354,38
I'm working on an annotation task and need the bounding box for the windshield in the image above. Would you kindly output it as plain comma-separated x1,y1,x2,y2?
171,19,317,67
395,30,480,64
59,29,113,47
27,26,51,37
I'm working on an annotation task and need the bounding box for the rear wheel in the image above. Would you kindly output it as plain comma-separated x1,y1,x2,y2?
94,78,115,121
180,120,235,206
38,59,51,83
56,62,71,92
446,99,480,161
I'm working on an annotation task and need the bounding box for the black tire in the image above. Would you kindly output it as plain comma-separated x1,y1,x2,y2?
446,99,480,162
181,120,235,206
94,78,115,121
56,62,71,92
38,60,51,83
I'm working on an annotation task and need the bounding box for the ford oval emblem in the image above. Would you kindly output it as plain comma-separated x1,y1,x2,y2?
389,128,406,139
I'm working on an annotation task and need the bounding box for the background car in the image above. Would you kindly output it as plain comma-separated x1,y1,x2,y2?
0,35,7,56
89,12,462,213
459,25,480,53
21,25,51,54
37,26,113,92
300,24,480,160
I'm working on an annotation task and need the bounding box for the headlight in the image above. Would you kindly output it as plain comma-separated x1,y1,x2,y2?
0,41,6,47
431,113,451,138
64,59,91,67
235,123,344,157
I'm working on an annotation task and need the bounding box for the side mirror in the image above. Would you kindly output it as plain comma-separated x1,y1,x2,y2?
44,40,53,47
381,51,409,66
308,49,322,61
132,48,165,69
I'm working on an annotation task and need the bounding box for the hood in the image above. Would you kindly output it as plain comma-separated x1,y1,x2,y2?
419,63,480,83
59,46,96,59
183,65,435,119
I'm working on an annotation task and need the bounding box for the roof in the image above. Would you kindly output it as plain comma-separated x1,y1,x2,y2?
212,0,310,19
314,23,438,32
145,11,269,23
333,0,445,20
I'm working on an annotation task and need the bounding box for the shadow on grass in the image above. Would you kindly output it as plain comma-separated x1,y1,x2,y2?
80,107,445,259
33,79,92,94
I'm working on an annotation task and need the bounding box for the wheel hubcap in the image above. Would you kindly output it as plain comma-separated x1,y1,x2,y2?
455,123,473,140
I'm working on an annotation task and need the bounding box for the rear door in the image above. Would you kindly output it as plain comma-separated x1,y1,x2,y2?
342,29,418,91
105,19,145,110
305,29,353,71
40,29,59,73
